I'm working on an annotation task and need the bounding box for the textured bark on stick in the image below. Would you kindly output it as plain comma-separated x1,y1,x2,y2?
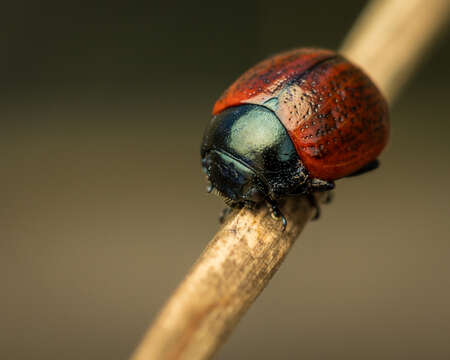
131,0,449,359
132,197,319,360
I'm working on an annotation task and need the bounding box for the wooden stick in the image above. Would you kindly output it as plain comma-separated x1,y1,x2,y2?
131,1,449,359
341,0,449,103
132,198,317,360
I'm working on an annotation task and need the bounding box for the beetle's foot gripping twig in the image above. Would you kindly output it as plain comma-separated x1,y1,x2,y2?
307,194,321,220
219,207,233,224
266,200,287,231
324,190,334,204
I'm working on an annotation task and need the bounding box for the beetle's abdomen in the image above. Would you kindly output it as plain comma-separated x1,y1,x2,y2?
276,56,389,180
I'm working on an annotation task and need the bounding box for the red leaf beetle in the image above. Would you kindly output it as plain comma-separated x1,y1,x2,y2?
201,48,389,228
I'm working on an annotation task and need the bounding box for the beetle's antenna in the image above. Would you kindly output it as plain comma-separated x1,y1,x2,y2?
211,188,234,206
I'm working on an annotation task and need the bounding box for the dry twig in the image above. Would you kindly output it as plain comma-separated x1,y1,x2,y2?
131,1,449,359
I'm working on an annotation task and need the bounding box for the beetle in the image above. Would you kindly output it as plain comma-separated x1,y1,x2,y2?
201,48,389,229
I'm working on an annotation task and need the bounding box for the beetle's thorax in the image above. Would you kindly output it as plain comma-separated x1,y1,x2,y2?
201,104,309,206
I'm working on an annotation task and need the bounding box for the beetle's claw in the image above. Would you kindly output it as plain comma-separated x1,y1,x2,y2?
280,214,287,230
266,200,287,231
219,207,232,223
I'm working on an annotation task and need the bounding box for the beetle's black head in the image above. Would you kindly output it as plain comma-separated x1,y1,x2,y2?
202,149,264,206
201,104,306,207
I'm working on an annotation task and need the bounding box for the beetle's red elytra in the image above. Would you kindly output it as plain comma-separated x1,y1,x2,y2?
213,48,389,180
201,48,390,228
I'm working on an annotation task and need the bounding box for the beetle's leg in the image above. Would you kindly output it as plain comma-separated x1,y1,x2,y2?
310,178,335,192
219,202,243,224
266,200,287,231
307,194,321,220
346,159,379,177
307,179,334,218
219,207,233,224
324,191,334,204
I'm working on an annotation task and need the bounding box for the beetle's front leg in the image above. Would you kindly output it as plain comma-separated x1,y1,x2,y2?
266,199,287,231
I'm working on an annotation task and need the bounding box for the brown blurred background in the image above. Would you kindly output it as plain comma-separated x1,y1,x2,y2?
2,1,450,359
